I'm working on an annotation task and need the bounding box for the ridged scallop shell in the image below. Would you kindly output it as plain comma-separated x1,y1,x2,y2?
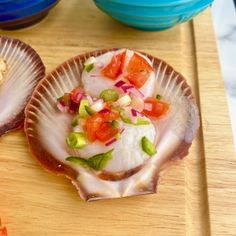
24,49,199,201
0,36,45,136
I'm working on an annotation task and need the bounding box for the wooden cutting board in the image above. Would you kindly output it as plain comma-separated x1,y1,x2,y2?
0,1,235,235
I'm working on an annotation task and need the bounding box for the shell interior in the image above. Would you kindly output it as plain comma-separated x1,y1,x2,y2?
0,36,45,136
24,49,199,201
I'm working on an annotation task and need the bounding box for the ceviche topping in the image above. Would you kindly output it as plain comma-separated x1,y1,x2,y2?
102,51,126,80
56,50,170,171
66,149,113,171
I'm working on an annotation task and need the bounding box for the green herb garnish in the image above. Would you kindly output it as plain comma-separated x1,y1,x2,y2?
141,136,157,157
66,149,113,170
120,110,150,126
119,110,132,124
111,120,119,128
85,105,96,115
65,156,90,168
100,89,119,102
135,118,150,126
85,64,94,72
78,99,90,118
156,94,162,100
115,133,121,139
87,149,113,170
66,132,87,149
71,115,79,127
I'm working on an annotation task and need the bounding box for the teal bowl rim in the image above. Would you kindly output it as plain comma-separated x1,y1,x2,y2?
94,0,211,7
94,0,212,18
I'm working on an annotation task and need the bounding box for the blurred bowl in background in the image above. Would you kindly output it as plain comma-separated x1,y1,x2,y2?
93,0,213,30
0,0,60,29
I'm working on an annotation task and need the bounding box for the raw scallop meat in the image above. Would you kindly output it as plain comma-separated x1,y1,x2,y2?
24,49,199,201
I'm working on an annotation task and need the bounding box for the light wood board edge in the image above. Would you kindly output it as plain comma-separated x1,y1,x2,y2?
193,9,236,236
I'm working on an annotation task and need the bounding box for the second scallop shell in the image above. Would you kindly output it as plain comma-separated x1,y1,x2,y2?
0,36,45,136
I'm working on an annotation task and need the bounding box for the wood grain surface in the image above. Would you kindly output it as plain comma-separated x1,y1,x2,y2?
0,1,235,235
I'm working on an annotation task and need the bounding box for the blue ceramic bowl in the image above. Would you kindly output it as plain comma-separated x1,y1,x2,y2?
0,0,60,29
93,0,213,30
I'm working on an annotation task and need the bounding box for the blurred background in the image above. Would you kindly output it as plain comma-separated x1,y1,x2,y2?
212,0,236,148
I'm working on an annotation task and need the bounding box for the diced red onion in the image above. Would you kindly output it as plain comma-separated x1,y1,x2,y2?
130,97,144,112
114,80,126,88
121,85,133,93
131,108,138,117
99,108,110,114
120,128,125,134
90,74,99,78
58,99,66,107
69,108,76,114
57,102,68,113
74,93,84,103
86,95,93,105
131,108,145,117
105,138,117,146
136,110,144,117
68,101,78,114
115,80,144,98
129,87,144,98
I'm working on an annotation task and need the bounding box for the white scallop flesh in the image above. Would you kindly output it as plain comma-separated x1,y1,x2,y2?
25,49,199,201
81,49,155,98
70,120,156,173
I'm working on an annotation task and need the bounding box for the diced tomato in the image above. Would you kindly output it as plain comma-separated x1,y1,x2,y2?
143,97,169,118
70,87,84,104
120,51,126,72
95,123,119,142
102,109,119,122
125,53,153,88
102,51,126,80
84,108,120,142
85,113,104,141
126,72,149,89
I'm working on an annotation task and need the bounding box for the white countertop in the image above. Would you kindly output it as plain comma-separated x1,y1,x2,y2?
211,0,236,149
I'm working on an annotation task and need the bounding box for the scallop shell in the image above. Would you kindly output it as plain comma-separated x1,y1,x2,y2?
0,36,45,136
24,49,199,201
